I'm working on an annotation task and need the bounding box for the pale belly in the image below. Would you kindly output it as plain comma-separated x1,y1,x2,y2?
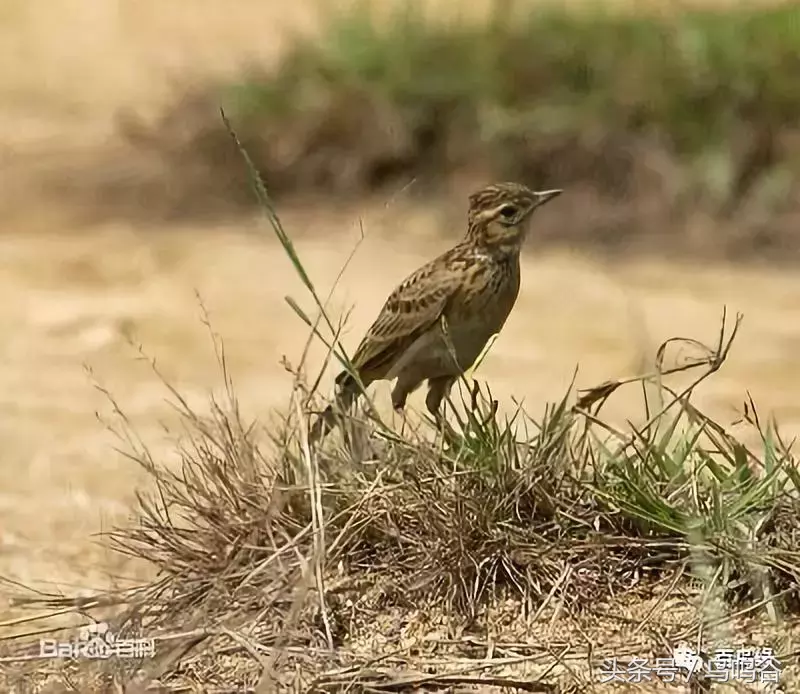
385,317,501,381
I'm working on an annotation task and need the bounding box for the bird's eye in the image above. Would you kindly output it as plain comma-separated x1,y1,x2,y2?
499,205,517,219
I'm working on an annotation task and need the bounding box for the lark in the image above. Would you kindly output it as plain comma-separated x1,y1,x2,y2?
310,182,562,442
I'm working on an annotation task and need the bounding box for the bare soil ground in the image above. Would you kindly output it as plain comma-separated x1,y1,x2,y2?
1,1,799,690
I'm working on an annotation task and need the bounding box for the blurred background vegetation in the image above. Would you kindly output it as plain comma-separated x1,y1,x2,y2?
115,0,800,259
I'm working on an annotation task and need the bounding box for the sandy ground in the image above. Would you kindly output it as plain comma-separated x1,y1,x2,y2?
2,0,799,672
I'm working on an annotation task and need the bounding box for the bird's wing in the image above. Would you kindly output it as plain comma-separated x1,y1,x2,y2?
338,259,463,384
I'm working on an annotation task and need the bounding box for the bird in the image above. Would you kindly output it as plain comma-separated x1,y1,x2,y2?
309,182,562,443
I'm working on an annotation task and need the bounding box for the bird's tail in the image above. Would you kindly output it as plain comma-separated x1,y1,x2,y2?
308,373,361,445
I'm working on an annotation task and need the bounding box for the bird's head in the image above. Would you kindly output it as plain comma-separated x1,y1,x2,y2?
466,182,562,252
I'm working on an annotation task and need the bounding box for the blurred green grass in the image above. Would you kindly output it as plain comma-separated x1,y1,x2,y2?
227,2,800,154
115,2,800,258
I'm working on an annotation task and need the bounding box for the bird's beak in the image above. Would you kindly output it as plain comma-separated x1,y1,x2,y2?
534,189,563,207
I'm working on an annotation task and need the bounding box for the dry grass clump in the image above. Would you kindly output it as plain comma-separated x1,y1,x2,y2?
2,123,800,692
6,309,798,691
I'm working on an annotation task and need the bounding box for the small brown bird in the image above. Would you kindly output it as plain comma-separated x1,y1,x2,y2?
310,182,562,442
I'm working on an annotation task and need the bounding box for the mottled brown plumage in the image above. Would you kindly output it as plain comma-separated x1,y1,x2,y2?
310,182,562,442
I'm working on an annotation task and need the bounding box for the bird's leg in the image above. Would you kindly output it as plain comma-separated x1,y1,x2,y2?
391,388,408,413
393,373,436,436
426,376,457,438
391,377,418,436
